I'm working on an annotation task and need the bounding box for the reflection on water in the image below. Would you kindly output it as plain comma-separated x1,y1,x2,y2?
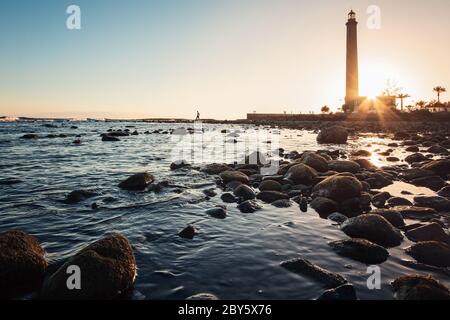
0,121,448,300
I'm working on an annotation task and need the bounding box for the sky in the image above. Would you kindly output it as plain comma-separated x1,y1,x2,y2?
1,0,449,119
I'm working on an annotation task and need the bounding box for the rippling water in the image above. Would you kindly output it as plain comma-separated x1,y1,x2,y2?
0,121,448,300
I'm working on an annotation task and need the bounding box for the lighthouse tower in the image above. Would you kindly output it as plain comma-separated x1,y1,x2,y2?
345,10,359,112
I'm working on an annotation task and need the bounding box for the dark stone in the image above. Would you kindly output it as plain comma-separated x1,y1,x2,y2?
421,159,450,178
341,214,403,247
405,153,427,164
317,284,357,300
414,196,450,211
258,180,282,192
394,206,437,220
284,164,317,185
387,197,413,207
400,168,435,181
256,191,289,203
280,258,347,289
237,200,262,213
271,199,292,208
406,223,449,243
203,189,217,197
219,170,249,184
329,238,389,264
372,192,391,208
206,207,227,219
310,197,338,216
299,196,308,212
327,160,360,173
179,225,198,239
118,172,154,191
371,209,405,228
312,175,362,202
102,135,120,142
411,176,448,191
201,163,231,175
0,177,22,185
64,190,98,204
170,160,191,170
317,126,348,144
20,134,39,140
0,230,48,299
220,193,237,203
392,275,450,300
300,152,329,172
328,212,348,224
405,241,450,267
438,186,450,198
233,184,256,200
41,234,136,300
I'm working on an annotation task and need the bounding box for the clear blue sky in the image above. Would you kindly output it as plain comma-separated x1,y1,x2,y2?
1,0,449,119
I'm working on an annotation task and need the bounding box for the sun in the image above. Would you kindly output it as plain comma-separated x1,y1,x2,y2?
360,62,400,98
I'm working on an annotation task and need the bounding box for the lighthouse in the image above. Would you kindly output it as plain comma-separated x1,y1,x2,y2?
345,10,359,112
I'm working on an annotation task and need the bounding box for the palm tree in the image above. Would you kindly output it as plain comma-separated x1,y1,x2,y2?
433,86,446,103
397,93,410,111
415,100,427,110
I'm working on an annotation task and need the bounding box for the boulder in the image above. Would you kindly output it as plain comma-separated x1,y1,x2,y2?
393,206,437,220
421,159,450,178
405,153,427,164
317,284,357,300
0,230,48,298
411,176,448,191
258,180,282,192
405,241,450,267
329,238,389,264
354,158,376,170
370,208,405,228
271,199,292,208
178,225,198,239
387,197,413,207
280,258,347,289
102,135,120,142
312,175,362,202
284,164,317,185
170,160,191,170
341,214,403,247
400,168,435,181
328,212,348,224
437,186,450,198
327,160,360,173
206,207,227,219
233,184,256,200
220,193,237,203
237,200,262,213
220,170,249,184
300,152,329,172
41,234,136,300
64,190,98,204
118,172,154,191
317,126,348,144
256,191,289,203
310,197,338,216
406,223,449,243
392,275,450,300
201,163,231,175
414,196,450,212
372,192,391,208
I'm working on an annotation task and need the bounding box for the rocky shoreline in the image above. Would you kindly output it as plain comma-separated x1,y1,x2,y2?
1,123,450,300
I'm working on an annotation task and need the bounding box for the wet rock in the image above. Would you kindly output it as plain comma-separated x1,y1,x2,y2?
394,206,437,220
352,150,371,157
206,207,227,219
233,184,256,200
405,146,419,152
437,186,450,198
312,175,362,202
387,197,413,207
201,163,231,175
328,212,348,224
310,197,338,216
427,145,448,154
220,193,237,203
118,172,154,191
371,209,405,228
339,197,363,217
411,176,447,191
386,157,400,162
256,191,289,203
64,190,98,204
392,275,450,300
203,188,217,197
170,160,191,170
400,168,435,181
300,152,328,172
341,214,403,247
0,230,48,299
317,126,348,144
299,196,308,212
421,159,450,178
406,223,449,243
41,234,136,300
186,293,219,300
280,258,347,289
317,284,357,300
237,200,262,213
365,173,392,189
354,158,376,170
372,192,391,208
405,153,427,164
220,170,249,184
284,164,317,185
414,196,450,211
327,160,360,173
225,181,242,191
178,225,198,239
20,134,39,140
102,135,120,142
329,238,389,264
0,177,22,185
405,241,450,267
271,199,292,208
258,180,282,192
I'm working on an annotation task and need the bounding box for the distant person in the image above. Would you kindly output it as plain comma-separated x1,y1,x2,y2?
196,111,200,121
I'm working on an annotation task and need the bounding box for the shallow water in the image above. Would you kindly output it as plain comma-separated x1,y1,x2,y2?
0,121,448,300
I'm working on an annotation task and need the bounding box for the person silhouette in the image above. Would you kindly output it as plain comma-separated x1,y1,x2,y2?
196,111,200,120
